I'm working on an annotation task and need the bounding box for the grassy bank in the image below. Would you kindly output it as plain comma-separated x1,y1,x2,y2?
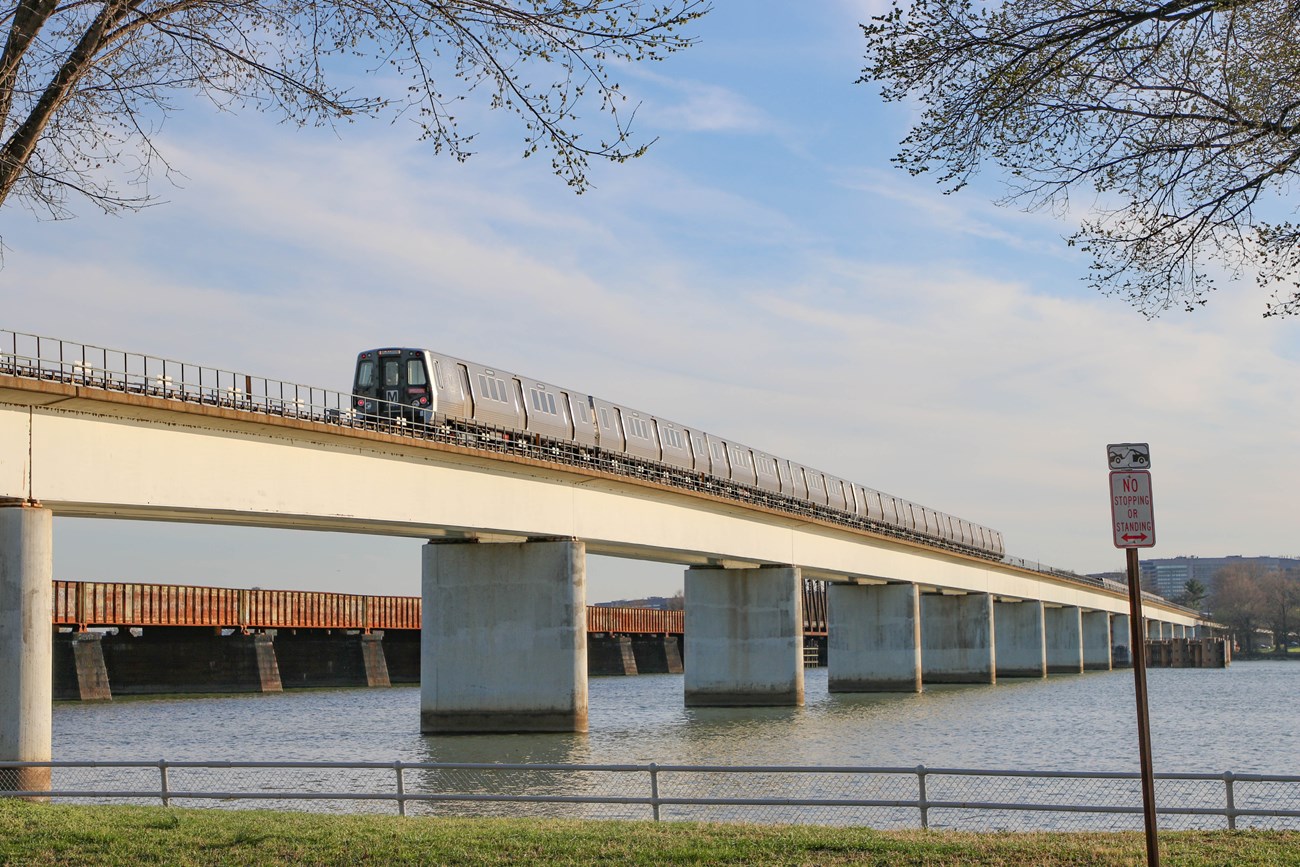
1,802,1298,865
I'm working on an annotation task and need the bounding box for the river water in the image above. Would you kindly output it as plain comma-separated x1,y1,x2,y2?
53,661,1295,772
45,661,1300,829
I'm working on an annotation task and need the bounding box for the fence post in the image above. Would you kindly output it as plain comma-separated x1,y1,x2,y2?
649,763,661,822
1223,771,1236,830
159,760,170,808
395,761,406,817
916,765,929,830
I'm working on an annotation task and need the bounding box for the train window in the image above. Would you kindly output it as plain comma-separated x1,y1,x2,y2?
730,446,750,469
693,436,705,456
575,402,591,424
476,374,508,402
432,361,445,389
599,408,612,430
529,388,557,415
758,456,776,477
662,428,685,449
406,360,427,387
383,361,400,387
356,361,375,388
627,416,651,440
711,442,725,461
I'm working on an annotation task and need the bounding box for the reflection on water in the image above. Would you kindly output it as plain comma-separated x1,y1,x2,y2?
52,662,1299,776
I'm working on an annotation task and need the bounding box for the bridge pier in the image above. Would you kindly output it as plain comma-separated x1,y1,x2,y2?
993,600,1045,678
684,565,803,706
0,504,53,793
921,592,995,684
1111,613,1132,667
421,538,588,733
1045,606,1083,674
52,631,112,700
380,629,420,683
630,635,683,674
587,634,638,676
1081,611,1113,671
828,583,921,692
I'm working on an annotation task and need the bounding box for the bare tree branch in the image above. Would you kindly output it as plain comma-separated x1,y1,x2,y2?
0,0,709,217
861,0,1300,316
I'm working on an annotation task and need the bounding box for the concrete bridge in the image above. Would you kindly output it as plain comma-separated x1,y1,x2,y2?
0,331,1207,789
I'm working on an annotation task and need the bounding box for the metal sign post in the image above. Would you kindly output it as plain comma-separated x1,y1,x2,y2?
1108,443,1159,867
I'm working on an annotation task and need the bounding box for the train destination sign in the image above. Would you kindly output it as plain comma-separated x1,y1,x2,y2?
1110,470,1156,549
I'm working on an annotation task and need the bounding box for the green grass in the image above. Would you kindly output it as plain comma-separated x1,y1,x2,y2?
1,801,1298,865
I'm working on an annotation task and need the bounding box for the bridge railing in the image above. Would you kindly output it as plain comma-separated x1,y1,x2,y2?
0,329,353,421
2,760,1297,831
0,328,1195,615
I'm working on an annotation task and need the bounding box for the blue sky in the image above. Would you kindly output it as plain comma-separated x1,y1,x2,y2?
4,1,1299,602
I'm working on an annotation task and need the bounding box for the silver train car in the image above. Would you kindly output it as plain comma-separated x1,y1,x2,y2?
351,347,1005,559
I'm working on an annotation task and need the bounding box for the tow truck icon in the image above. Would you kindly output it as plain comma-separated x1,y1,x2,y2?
1107,444,1150,469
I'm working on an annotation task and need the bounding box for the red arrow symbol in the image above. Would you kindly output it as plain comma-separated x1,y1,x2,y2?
1122,533,1148,542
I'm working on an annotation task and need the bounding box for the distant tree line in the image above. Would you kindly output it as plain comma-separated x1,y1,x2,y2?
1205,564,1300,656
592,590,683,611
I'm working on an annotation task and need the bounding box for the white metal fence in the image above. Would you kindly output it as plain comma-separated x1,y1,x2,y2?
2,761,1298,831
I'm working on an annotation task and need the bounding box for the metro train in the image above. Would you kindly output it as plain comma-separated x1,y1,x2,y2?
351,347,1005,559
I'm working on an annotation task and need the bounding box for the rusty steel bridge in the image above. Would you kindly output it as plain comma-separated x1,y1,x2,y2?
51,579,833,637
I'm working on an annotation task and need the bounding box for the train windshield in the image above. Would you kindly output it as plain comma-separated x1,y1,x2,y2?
356,361,375,388
406,359,427,386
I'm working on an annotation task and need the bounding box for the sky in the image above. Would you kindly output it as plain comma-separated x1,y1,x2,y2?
3,1,1298,603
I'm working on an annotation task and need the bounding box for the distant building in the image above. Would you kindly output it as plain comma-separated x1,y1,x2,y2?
1092,555,1300,600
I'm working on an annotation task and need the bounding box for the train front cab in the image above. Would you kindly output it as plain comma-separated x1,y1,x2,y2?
353,349,434,424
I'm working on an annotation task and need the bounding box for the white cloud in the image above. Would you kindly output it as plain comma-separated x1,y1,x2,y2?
649,80,773,134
